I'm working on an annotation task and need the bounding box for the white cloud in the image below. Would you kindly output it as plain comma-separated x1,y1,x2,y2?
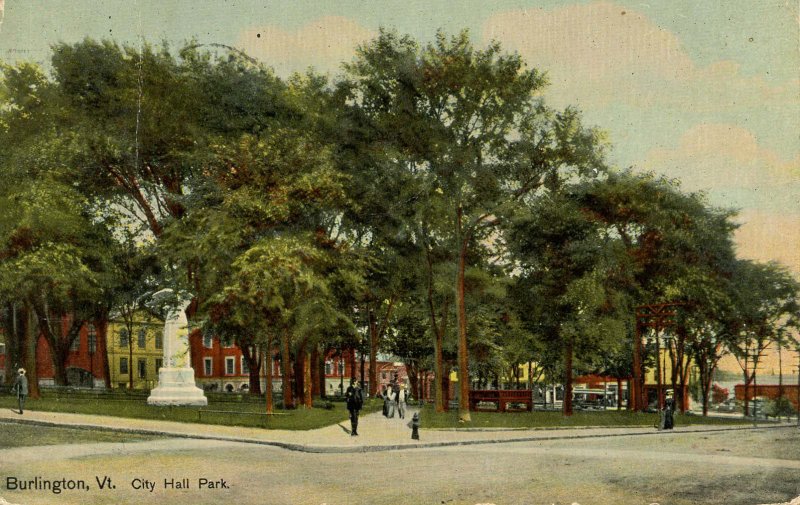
237,16,375,77
482,2,798,112
640,123,800,276
641,123,799,193
734,210,800,275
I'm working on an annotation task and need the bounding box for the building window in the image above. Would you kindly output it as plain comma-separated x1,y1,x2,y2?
70,335,80,352
325,361,333,375
88,324,97,353
137,359,147,379
204,358,213,376
338,361,344,376
203,335,213,348
137,328,146,349
241,356,249,375
0,343,5,355
119,329,129,348
119,357,128,375
155,333,163,349
225,357,235,376
155,359,163,373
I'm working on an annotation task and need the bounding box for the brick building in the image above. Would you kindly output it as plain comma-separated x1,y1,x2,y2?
0,316,109,389
188,332,407,398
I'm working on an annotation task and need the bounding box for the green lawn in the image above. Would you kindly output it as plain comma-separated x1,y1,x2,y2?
0,421,162,448
419,405,755,429
0,393,382,431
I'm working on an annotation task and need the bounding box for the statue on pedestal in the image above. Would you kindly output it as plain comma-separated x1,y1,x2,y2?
147,289,207,406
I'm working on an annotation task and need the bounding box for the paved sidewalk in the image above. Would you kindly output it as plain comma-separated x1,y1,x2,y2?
0,407,794,453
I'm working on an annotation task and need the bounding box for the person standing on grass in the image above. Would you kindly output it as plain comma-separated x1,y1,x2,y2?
345,378,363,436
11,368,28,415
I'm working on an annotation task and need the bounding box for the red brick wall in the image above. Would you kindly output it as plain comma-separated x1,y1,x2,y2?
36,320,108,382
734,384,800,410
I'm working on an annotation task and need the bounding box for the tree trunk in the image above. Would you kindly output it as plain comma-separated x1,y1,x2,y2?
2,303,24,385
455,217,471,423
242,344,262,396
699,359,711,417
424,245,448,414
95,317,112,389
632,320,642,411
264,348,274,415
778,343,783,398
617,377,622,411
626,379,632,410
25,307,40,399
311,346,321,398
742,354,750,416
128,324,134,389
294,341,305,403
348,348,357,382
360,351,365,388
442,365,451,411
303,347,312,409
280,329,294,409
434,330,444,413
563,338,574,417
405,360,419,402
318,348,327,399
368,309,378,397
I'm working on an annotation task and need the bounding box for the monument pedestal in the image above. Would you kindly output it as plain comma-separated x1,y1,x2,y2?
146,291,207,407
147,367,207,406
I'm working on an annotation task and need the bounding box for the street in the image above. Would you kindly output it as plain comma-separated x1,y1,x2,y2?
1,425,798,505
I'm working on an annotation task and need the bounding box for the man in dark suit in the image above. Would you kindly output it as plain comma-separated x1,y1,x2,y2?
345,378,363,436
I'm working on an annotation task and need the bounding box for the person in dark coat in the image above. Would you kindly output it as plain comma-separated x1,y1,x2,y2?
345,379,363,436
11,368,28,415
664,396,675,430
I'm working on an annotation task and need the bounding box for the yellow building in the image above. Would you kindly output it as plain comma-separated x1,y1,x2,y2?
107,311,164,390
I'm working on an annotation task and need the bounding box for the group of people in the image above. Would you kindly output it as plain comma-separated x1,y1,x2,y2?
380,379,409,419
344,375,412,437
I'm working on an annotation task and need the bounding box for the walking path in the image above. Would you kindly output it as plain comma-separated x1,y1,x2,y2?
0,407,794,454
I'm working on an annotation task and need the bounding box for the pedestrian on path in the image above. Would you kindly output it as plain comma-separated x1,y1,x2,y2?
381,386,389,417
397,383,408,419
11,368,28,415
386,380,398,418
345,378,363,436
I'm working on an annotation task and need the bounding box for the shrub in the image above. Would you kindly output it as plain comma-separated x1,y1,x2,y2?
711,383,729,404
764,397,796,418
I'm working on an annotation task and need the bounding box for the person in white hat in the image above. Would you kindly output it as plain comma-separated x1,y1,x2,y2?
11,368,28,414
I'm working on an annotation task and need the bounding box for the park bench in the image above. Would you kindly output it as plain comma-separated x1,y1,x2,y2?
468,390,533,412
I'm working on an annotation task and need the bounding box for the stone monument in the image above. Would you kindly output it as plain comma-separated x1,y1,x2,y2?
147,290,207,406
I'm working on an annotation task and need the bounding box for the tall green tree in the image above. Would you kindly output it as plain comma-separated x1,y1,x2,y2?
341,30,606,420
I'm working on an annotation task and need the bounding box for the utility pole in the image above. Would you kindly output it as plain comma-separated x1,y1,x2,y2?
634,303,682,411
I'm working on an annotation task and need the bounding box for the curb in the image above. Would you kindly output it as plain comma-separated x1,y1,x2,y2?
1,417,795,454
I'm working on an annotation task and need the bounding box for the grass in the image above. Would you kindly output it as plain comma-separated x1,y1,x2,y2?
0,421,162,448
419,405,756,429
0,393,382,431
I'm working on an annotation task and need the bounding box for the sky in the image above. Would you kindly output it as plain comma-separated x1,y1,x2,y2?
1,1,798,371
